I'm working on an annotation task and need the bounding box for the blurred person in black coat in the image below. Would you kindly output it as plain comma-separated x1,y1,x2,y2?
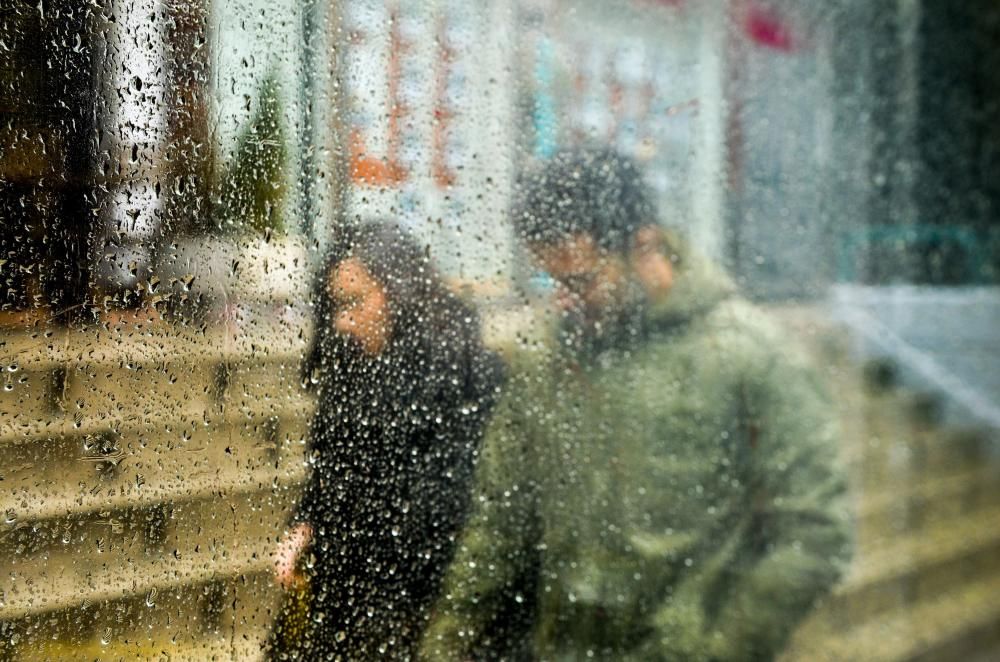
269,221,505,660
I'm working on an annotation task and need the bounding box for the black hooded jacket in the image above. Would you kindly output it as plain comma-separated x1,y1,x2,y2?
276,223,506,660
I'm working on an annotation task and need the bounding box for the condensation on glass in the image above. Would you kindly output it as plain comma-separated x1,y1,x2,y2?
0,0,998,660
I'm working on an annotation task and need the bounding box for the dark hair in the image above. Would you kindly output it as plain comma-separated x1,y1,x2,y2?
302,221,496,402
511,147,657,253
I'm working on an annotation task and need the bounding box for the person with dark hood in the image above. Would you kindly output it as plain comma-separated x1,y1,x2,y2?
420,149,852,661
269,221,506,660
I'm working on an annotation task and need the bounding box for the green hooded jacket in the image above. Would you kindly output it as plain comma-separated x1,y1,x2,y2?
420,251,852,661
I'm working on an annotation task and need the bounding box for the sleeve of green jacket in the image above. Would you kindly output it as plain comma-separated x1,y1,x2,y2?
700,326,853,660
419,366,544,660
639,316,853,662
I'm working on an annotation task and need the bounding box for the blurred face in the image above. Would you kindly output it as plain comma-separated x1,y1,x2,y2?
531,233,626,314
630,226,674,302
328,258,391,356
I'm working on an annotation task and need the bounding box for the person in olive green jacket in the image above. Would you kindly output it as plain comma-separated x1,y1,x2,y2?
420,149,852,661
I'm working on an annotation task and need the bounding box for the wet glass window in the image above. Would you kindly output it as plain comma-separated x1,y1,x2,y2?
2,1,999,660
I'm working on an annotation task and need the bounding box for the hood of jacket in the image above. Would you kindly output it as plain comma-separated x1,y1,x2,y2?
645,234,735,333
